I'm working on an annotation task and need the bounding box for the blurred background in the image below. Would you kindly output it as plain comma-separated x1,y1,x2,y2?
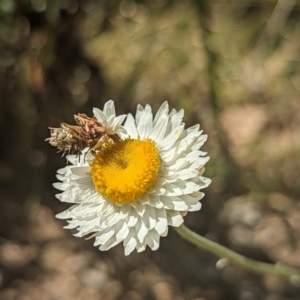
1,0,300,299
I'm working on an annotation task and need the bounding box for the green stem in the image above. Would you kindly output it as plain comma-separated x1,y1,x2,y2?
175,224,300,282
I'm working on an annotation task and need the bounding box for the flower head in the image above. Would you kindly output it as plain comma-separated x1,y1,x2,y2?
52,100,211,255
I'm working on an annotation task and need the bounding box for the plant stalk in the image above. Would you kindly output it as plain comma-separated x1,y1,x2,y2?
175,224,300,283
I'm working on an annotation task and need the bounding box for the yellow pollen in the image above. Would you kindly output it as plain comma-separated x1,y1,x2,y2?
90,138,160,205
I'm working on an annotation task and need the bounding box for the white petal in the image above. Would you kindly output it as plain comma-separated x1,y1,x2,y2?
154,209,168,235
198,176,212,189
126,208,139,227
192,135,208,150
161,227,168,237
64,222,77,229
103,208,122,227
75,176,93,185
124,113,138,138
159,196,188,211
136,220,148,243
53,182,69,191
189,201,202,212
176,168,199,180
56,192,74,203
99,236,120,251
166,211,184,227
139,193,150,204
94,228,115,246
71,166,90,176
112,114,126,129
136,242,146,253
145,230,160,251
93,107,107,124
170,108,184,129
56,205,77,219
115,220,129,241
124,228,138,256
103,100,116,118
148,194,164,208
144,205,156,230
135,204,146,217
135,104,144,126
66,155,77,164
57,166,72,175
153,101,169,124
157,125,184,151
150,114,169,141
137,104,153,139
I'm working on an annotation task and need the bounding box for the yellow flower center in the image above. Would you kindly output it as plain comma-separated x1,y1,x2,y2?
90,138,160,205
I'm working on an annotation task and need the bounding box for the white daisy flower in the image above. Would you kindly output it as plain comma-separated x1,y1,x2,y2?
53,101,211,255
